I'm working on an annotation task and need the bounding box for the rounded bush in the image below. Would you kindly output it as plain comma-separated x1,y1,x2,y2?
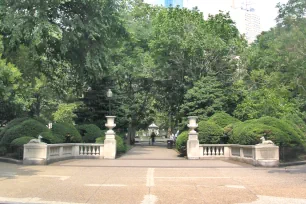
208,112,240,128
40,131,64,144
11,136,35,146
77,124,102,143
0,117,29,140
96,135,126,153
229,117,305,147
198,121,223,144
0,119,48,145
176,131,188,155
52,123,82,143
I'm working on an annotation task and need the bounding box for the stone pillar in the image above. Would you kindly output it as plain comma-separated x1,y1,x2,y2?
254,144,279,167
187,116,200,159
23,143,47,165
104,116,117,159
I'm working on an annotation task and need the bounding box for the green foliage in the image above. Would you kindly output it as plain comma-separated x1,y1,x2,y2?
40,131,64,144
96,135,126,153
0,145,7,156
175,131,188,155
0,56,21,101
282,113,306,135
208,112,240,128
0,118,48,145
180,76,227,120
53,103,78,124
228,117,306,147
77,124,102,143
11,136,35,146
0,117,28,140
51,123,82,143
198,121,223,144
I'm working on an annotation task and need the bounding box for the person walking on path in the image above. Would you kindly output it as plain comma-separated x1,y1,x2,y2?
150,132,156,145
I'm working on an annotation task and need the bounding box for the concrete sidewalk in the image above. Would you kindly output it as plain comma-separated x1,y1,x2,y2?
0,162,306,204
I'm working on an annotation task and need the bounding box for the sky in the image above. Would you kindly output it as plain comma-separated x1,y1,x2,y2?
144,0,289,31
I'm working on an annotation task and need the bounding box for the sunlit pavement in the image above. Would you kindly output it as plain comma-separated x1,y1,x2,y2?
0,146,306,204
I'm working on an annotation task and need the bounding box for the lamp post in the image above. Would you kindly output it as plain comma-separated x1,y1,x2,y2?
107,89,113,116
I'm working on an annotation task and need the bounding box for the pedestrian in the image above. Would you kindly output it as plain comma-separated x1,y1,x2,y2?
151,132,156,145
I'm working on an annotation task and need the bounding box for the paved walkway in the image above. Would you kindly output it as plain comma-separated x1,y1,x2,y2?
1,145,306,204
118,144,184,160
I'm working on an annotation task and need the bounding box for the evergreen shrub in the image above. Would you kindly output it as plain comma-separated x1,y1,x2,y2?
208,112,240,128
96,135,126,153
77,124,102,143
0,119,48,145
175,131,188,155
198,121,223,144
11,136,35,146
52,123,82,143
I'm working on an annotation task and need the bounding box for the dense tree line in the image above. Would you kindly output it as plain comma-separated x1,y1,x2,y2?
0,0,305,147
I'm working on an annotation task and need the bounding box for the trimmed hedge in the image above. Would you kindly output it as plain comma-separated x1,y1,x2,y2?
96,135,126,153
228,117,305,147
0,119,48,145
77,124,102,143
0,117,29,140
208,112,240,128
40,131,64,144
11,136,35,146
198,121,223,144
52,123,82,143
176,131,188,155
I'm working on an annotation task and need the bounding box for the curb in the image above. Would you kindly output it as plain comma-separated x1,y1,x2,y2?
0,157,22,164
279,161,306,167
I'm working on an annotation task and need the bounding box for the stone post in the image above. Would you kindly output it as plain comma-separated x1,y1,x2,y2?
104,116,117,159
23,143,48,165
187,116,200,159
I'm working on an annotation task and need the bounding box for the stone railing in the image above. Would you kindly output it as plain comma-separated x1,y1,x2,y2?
199,144,279,167
23,143,104,165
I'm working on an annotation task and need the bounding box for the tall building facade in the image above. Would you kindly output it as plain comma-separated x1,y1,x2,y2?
231,0,261,43
165,0,183,8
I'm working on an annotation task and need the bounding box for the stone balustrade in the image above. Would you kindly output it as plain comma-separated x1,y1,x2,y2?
199,144,279,167
23,143,104,165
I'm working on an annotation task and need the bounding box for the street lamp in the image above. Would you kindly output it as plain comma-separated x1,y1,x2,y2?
107,89,113,115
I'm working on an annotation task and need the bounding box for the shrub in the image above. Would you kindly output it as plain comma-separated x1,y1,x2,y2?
40,131,64,144
77,124,102,143
228,117,305,147
198,121,223,144
176,131,188,155
11,136,35,146
52,123,82,143
282,114,306,136
0,145,7,156
0,117,29,140
0,119,48,145
208,112,240,128
96,135,126,153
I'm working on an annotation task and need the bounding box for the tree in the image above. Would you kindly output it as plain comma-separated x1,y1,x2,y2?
180,76,227,121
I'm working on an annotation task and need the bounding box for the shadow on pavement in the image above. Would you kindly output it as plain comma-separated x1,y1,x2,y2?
0,162,41,179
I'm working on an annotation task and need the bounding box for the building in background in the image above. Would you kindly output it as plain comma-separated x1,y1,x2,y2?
230,0,261,43
165,0,183,7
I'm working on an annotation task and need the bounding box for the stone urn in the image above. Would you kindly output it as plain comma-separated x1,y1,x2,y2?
105,116,116,136
187,116,198,134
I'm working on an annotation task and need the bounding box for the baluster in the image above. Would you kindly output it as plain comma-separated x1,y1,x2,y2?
208,147,211,155
203,147,207,156
97,146,100,155
79,146,82,155
90,146,93,155
212,147,215,155
220,147,224,155
216,147,220,155
86,146,89,155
